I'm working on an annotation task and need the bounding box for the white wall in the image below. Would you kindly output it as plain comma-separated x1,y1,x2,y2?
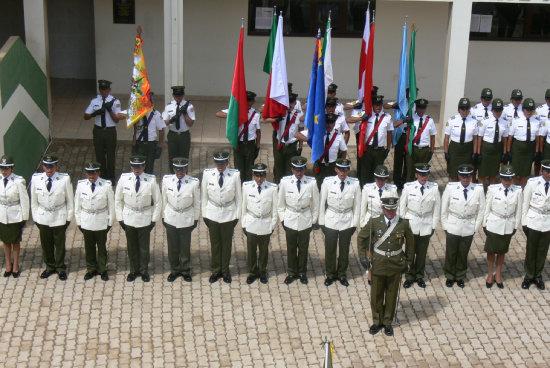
94,0,164,95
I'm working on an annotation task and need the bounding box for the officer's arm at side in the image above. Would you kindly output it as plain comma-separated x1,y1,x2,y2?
403,219,415,267
474,187,486,233
318,181,328,226
521,181,533,226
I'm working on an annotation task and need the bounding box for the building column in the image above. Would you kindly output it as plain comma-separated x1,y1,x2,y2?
439,0,472,142
164,0,184,105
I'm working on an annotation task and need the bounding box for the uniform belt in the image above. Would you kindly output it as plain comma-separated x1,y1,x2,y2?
327,206,352,214
39,203,66,212
168,202,193,213
0,200,20,207
81,206,108,214
529,206,550,215
449,211,475,220
248,211,272,219
208,200,235,208
407,208,432,217
169,130,189,135
287,206,309,213
94,125,115,130
373,248,402,257
281,140,297,146
490,211,515,220
125,204,152,212
239,139,256,144
414,145,429,149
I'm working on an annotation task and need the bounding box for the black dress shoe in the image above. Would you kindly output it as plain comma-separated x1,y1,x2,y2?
384,325,394,336
58,271,67,281
369,324,383,335
12,269,20,278
209,273,221,283
456,279,465,288
486,279,494,288
141,273,151,282
416,279,426,288
222,274,232,283
521,278,532,289
299,274,308,285
40,269,56,279
167,273,179,282
100,272,109,281
284,275,296,285
339,278,349,287
259,274,268,284
535,280,545,290
403,280,414,288
3,270,11,277
246,275,258,284
84,271,97,281
324,278,334,287
368,280,371,286
127,272,139,282
445,279,454,288
496,281,504,289
182,274,192,282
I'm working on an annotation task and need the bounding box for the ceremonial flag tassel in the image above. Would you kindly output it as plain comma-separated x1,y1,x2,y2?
127,26,153,129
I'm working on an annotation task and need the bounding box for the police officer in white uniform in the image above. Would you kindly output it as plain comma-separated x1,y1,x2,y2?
400,163,440,288
278,156,319,285
482,165,521,289
31,155,74,280
0,156,29,278
441,164,485,288
503,89,524,121
74,161,115,281
241,163,278,284
115,155,162,282
202,151,242,284
132,95,166,174
319,158,360,287
520,159,550,290
162,86,196,170
84,80,123,181
325,97,350,144
471,88,493,122
162,158,200,282
536,89,550,160
404,99,437,182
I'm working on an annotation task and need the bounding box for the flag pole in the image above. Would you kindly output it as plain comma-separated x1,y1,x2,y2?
241,17,244,28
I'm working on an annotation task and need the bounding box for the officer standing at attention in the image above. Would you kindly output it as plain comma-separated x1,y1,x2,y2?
536,89,550,161
503,89,524,121
162,158,200,282
319,158,361,287
440,164,485,288
278,156,319,285
30,155,74,280
324,97,351,144
132,95,166,174
202,151,241,284
0,156,29,278
443,98,478,182
471,88,493,122
399,163,440,289
162,86,195,168
482,165,522,289
520,160,550,290
84,80,123,182
74,161,115,281
115,155,161,282
241,163,278,284
358,197,414,337
234,91,261,182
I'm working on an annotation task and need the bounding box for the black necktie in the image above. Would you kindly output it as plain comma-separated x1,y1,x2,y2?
3,178,7,187
526,117,531,143
324,132,330,163
91,182,96,193
546,182,549,195
378,188,383,197
484,107,488,118
46,177,52,192
141,116,149,142
416,117,423,145
340,181,345,192
175,103,181,130
258,185,262,194
177,179,182,191
135,176,140,192
218,173,224,188
372,114,379,147
297,179,301,192
504,188,508,197
463,188,468,200
387,220,391,228
460,117,466,143
244,114,249,142
493,118,500,144
421,185,424,195
101,98,106,128
514,107,518,118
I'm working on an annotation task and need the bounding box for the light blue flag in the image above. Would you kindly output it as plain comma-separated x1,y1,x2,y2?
304,33,320,142
392,22,408,146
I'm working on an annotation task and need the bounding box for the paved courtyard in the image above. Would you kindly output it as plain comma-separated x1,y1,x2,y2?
2,135,550,367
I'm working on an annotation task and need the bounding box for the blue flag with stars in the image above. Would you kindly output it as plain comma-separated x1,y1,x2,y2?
305,31,326,162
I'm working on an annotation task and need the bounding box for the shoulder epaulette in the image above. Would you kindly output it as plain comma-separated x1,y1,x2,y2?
188,176,198,181
243,181,254,186
386,183,397,189
32,172,42,177
121,172,132,177
527,177,538,183
488,183,499,190
280,175,292,182
267,182,277,188
58,173,68,176
163,174,173,180
204,168,215,173
404,182,414,187
78,179,87,183
512,184,522,190
446,181,457,187
323,176,334,183
305,176,315,181
101,178,112,185
228,168,239,173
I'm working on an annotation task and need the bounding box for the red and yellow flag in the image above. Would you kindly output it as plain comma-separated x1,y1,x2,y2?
127,27,153,128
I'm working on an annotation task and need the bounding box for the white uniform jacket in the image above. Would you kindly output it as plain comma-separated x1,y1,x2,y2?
30,172,74,227
0,174,29,224
201,168,241,223
399,181,440,236
74,178,115,231
115,173,161,227
441,182,485,236
278,175,319,231
162,174,200,228
521,177,550,232
483,183,522,235
241,180,278,235
319,175,361,231
359,182,398,227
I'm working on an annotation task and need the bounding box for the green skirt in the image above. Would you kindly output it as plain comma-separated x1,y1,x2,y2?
484,230,513,254
479,141,503,177
0,222,23,244
448,141,473,176
511,139,535,176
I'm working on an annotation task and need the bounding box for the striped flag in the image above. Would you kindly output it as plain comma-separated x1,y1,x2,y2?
357,9,375,158
392,20,409,146
226,24,248,149
127,27,153,129
323,16,333,97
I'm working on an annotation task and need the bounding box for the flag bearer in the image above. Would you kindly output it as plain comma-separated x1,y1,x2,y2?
162,86,195,169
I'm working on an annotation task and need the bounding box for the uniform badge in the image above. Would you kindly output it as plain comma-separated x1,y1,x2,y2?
446,122,449,126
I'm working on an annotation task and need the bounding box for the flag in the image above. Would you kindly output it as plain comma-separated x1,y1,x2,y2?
357,10,375,158
304,31,326,163
406,27,418,155
127,28,153,129
226,25,248,149
392,21,409,146
262,14,289,128
263,11,278,74
323,16,333,96
357,9,370,105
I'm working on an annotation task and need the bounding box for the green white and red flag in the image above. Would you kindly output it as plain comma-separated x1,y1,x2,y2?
226,24,248,149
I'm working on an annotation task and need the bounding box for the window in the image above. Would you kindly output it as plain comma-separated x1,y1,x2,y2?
248,0,375,38
470,3,550,42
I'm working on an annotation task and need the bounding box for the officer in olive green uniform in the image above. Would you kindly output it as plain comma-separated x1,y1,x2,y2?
358,197,414,337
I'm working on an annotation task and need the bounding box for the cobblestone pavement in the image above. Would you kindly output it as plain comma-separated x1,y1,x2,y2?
1,138,550,367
